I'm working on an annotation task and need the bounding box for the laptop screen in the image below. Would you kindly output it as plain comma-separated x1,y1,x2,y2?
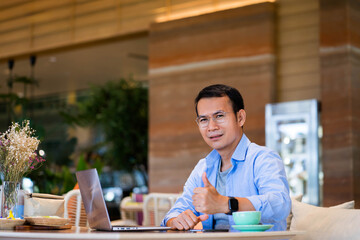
76,168,112,231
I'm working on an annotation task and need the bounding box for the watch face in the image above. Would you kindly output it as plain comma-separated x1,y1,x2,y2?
229,197,239,211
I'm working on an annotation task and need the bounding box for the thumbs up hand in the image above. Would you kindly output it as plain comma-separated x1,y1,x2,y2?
192,172,228,215
201,172,212,187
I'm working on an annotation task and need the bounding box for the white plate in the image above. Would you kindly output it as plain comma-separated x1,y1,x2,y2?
231,224,274,232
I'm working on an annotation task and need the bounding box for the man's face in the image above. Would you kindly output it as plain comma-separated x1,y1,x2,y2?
196,96,244,154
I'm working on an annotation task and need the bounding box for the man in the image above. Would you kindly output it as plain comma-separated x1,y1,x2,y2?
161,84,291,231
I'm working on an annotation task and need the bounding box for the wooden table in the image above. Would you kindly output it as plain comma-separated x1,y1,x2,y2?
0,227,303,240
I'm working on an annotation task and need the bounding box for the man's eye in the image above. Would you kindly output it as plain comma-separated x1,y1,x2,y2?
199,118,208,123
215,114,225,119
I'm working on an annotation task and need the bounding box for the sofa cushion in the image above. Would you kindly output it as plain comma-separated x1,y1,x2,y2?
290,199,359,240
286,194,303,230
330,200,354,209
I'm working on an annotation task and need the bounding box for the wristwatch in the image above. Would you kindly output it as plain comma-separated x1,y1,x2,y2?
226,197,239,215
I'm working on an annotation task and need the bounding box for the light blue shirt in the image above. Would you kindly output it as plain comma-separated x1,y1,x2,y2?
161,134,291,231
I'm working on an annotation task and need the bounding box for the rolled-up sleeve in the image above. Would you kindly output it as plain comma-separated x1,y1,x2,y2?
246,150,291,224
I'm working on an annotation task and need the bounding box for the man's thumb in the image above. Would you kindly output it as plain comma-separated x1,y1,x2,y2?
202,172,212,187
199,214,209,222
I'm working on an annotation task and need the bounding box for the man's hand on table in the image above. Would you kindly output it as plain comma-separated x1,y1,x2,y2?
167,210,208,230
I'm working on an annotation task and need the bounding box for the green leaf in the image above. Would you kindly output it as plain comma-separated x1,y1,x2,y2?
60,78,148,170
76,154,87,171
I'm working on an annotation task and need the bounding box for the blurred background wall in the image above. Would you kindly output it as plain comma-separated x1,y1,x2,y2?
148,2,276,192
0,0,358,207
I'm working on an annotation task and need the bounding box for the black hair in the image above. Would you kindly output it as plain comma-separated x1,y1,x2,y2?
194,84,244,116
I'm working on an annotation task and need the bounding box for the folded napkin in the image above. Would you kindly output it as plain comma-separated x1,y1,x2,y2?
24,193,64,218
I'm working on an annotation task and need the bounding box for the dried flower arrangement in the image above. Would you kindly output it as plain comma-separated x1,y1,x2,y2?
0,120,45,182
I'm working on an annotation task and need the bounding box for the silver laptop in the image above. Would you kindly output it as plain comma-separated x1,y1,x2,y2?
76,168,171,231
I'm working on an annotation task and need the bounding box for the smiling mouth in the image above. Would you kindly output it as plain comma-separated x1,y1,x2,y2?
209,134,223,140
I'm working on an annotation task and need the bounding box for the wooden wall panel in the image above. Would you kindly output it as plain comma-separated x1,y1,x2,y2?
148,3,276,192
320,0,360,208
0,0,268,60
276,0,321,102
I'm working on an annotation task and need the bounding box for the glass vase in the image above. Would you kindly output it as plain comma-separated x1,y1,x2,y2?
1,181,20,218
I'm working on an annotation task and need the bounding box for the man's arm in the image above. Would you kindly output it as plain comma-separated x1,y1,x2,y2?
245,150,291,223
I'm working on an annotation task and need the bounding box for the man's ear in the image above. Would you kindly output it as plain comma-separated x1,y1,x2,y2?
237,109,246,127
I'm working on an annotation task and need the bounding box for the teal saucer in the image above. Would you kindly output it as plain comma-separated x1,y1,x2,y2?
231,224,274,232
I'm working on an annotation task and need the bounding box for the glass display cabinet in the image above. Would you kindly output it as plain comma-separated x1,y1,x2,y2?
265,99,321,206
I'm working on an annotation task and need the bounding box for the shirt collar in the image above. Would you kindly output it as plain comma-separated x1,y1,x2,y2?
205,133,251,166
232,133,251,161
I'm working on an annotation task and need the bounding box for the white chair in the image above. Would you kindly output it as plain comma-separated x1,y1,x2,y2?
142,193,180,226
64,189,88,227
120,196,141,222
110,196,140,227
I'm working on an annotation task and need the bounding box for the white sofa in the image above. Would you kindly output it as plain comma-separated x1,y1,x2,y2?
288,197,360,240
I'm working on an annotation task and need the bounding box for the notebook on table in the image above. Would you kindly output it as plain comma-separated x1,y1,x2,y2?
76,168,171,232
